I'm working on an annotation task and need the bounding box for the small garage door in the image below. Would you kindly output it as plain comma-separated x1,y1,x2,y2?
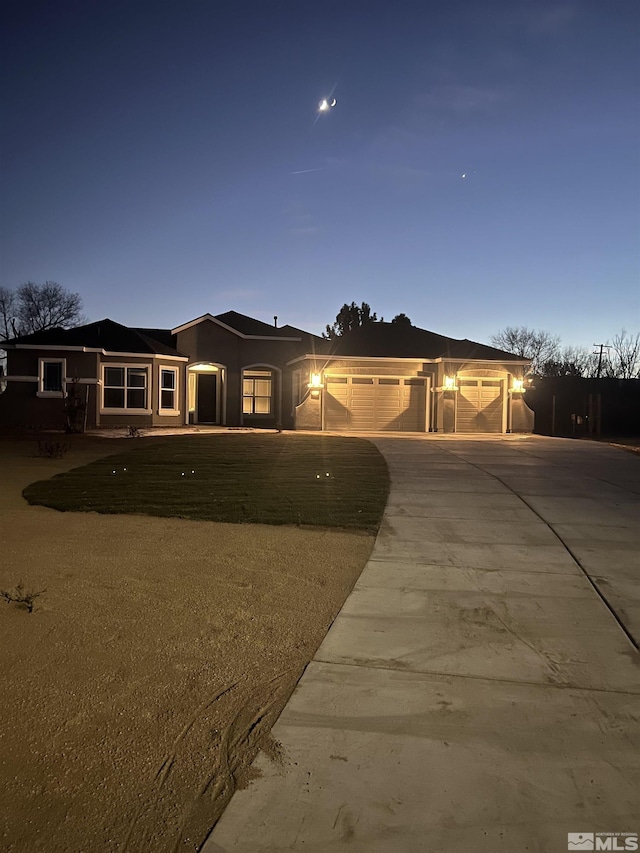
324,376,426,432
457,379,504,432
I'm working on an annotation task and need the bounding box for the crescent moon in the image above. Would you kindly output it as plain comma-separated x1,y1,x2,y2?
330,98,337,107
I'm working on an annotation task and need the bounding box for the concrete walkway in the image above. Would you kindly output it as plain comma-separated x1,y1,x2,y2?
204,436,640,853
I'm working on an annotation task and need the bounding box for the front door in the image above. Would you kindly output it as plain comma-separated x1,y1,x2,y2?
197,374,217,423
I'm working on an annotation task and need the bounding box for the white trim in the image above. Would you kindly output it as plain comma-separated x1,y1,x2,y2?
105,351,186,361
38,357,66,397
172,313,301,341
243,362,283,372
158,365,180,416
288,354,425,366
288,353,531,367
7,344,187,360
433,356,530,366
100,363,152,414
101,408,152,415
324,373,427,380
4,375,38,382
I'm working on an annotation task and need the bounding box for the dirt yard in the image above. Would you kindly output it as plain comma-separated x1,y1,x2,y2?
0,435,375,853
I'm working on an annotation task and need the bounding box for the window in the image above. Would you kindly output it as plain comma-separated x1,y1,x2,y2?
159,368,178,412
38,359,65,396
243,369,272,414
103,366,149,411
378,378,400,385
352,377,374,384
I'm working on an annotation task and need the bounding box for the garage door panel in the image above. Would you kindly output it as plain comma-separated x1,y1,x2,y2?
457,379,504,432
323,382,350,428
325,376,426,432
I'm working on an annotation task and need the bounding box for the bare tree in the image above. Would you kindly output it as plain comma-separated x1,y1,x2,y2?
603,329,640,379
540,346,598,377
0,287,18,341
0,288,18,387
15,282,85,335
490,326,560,374
0,282,85,340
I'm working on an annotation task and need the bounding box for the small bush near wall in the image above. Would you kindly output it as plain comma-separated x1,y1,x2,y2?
37,439,70,458
64,380,87,433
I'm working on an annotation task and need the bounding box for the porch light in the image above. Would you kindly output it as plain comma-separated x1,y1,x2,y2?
443,375,458,391
510,378,525,393
308,372,323,388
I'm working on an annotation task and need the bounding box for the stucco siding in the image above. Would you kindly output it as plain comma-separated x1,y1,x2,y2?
176,320,303,428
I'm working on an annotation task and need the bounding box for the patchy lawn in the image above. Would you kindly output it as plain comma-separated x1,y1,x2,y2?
0,433,388,853
23,433,389,531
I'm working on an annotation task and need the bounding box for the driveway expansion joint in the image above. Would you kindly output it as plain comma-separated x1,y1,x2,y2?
313,657,640,695
429,441,640,651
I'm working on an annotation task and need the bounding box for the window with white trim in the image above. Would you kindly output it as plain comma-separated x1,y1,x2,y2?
38,358,65,396
159,367,178,412
242,369,272,414
103,366,149,410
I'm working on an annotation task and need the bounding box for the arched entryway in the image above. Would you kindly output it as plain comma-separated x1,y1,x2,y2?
188,363,226,424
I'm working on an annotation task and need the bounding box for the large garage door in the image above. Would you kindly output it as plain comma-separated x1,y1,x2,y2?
324,376,426,432
457,379,504,432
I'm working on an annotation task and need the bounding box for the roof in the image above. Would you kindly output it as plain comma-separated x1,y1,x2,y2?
214,311,293,337
277,324,330,352
133,327,178,349
2,319,185,357
1,314,526,364
327,322,530,362
171,310,327,343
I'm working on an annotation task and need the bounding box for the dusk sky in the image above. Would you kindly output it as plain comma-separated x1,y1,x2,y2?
1,0,638,347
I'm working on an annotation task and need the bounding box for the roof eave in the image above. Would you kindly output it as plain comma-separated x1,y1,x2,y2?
5,343,187,360
287,353,532,366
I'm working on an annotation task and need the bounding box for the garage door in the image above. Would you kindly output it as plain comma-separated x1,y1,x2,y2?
324,376,426,431
457,379,504,432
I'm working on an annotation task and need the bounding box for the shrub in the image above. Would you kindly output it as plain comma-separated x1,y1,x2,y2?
1,581,46,613
64,378,87,433
38,439,70,458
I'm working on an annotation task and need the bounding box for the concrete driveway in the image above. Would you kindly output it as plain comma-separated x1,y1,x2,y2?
204,435,640,853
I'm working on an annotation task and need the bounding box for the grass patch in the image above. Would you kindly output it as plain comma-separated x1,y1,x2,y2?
23,433,389,531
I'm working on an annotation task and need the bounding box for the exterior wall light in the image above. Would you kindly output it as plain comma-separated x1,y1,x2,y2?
307,371,324,399
510,378,525,393
443,375,458,391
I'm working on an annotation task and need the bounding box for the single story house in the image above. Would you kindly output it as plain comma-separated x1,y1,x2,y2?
0,311,533,433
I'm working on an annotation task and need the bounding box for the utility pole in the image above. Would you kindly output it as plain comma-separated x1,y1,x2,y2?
592,344,611,378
